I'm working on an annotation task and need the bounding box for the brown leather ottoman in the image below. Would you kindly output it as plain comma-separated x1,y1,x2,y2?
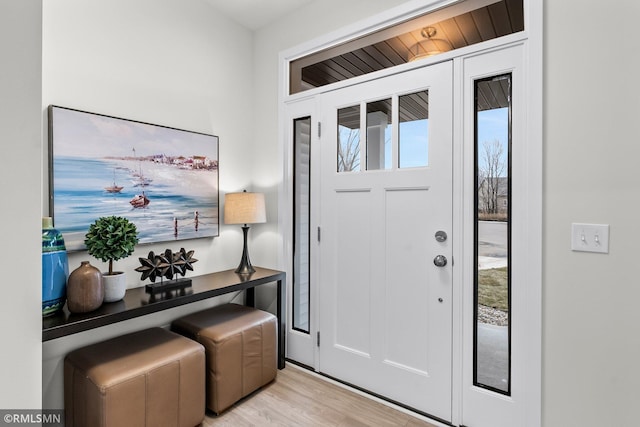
64,327,205,427
171,303,277,414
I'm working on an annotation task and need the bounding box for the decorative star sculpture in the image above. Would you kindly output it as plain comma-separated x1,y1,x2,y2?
160,249,186,280
135,251,169,282
179,248,198,273
136,248,198,283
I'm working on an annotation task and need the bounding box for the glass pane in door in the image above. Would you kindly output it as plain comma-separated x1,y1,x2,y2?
399,91,429,168
293,117,311,333
474,73,511,394
366,98,392,170
338,105,361,172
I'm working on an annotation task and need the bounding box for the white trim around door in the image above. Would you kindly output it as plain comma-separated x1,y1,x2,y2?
279,2,542,426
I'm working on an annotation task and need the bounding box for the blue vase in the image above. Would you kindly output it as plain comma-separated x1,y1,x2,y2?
42,217,68,316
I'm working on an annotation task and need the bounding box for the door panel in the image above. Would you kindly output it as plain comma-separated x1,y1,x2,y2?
384,188,432,374
319,62,453,421
334,189,372,355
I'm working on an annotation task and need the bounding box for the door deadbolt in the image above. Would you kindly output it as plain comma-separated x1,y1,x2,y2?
435,230,447,242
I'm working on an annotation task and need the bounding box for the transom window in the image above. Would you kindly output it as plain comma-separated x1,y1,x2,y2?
289,0,524,94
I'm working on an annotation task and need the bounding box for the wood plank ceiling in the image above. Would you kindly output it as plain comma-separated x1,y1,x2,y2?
294,0,522,114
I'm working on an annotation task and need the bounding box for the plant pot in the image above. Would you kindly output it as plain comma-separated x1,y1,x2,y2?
103,272,127,302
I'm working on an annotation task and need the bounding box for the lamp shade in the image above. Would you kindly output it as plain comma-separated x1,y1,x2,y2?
224,191,266,225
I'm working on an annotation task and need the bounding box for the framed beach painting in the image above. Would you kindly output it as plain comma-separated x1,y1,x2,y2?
48,105,219,251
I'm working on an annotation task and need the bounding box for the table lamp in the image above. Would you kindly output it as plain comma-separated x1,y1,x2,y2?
224,190,266,274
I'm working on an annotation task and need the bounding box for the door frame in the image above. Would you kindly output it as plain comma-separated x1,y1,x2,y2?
279,1,542,426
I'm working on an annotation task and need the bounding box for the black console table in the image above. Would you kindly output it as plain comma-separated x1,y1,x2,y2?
43,267,286,369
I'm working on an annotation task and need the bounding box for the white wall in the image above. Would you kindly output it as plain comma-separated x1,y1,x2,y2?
43,0,256,277
0,0,43,409
41,0,259,409
543,1,640,426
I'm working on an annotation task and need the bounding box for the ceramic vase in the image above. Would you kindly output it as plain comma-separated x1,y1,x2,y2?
102,272,127,302
42,217,68,316
67,261,104,313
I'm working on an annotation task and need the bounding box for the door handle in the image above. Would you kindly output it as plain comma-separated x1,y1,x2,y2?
433,255,447,267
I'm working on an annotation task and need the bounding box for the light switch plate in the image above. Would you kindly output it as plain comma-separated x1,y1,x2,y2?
571,223,609,253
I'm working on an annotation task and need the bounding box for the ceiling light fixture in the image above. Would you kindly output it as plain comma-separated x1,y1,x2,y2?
407,27,453,62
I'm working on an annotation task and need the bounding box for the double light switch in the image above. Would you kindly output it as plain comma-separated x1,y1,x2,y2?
571,223,609,254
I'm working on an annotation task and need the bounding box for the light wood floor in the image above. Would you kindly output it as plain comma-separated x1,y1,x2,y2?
203,364,438,427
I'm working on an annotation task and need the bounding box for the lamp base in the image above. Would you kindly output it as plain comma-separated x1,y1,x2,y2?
235,225,255,275
235,262,255,275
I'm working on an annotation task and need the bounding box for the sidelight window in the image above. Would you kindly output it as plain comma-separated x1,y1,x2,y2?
293,117,311,333
474,73,511,394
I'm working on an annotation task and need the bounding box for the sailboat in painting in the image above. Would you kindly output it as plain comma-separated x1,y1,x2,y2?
131,165,153,187
130,147,150,208
104,169,123,193
130,191,150,208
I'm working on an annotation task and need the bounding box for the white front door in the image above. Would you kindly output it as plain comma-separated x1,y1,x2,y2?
318,62,453,421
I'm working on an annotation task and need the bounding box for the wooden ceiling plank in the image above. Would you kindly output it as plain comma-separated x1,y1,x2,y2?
484,83,500,107
471,8,497,40
362,45,396,69
342,51,377,74
491,84,508,107
507,0,525,32
338,105,361,130
386,37,413,63
401,92,428,115
374,41,406,66
400,92,430,122
399,102,424,122
476,84,492,111
353,48,386,72
488,1,512,36
323,60,351,81
301,67,335,87
454,12,483,45
332,55,365,79
437,19,466,50
304,61,347,84
399,102,420,122
324,58,357,81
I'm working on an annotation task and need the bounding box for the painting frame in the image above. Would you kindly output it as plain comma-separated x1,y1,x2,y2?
48,105,219,251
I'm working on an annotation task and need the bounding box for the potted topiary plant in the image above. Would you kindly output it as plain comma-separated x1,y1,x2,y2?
84,215,139,302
